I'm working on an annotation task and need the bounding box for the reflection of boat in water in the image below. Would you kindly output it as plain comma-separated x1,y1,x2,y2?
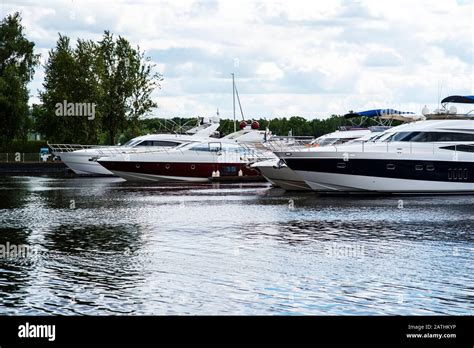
49,117,220,176
276,97,474,193
97,122,268,182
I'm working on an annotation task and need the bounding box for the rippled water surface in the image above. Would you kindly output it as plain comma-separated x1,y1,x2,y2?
0,175,473,315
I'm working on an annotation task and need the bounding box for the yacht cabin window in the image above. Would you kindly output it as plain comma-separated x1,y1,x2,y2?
190,142,248,153
384,131,474,142
135,140,182,147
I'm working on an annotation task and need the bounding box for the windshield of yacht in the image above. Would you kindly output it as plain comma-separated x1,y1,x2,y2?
122,139,184,147
375,132,396,142
371,133,387,141
122,139,142,147
355,132,387,143
223,130,251,139
188,142,251,153
318,138,339,146
346,133,383,144
311,137,360,146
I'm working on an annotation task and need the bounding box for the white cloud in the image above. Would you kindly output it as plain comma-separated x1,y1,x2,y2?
256,62,284,80
3,0,473,119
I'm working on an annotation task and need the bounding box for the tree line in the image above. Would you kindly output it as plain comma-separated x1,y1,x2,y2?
139,115,384,139
0,12,378,152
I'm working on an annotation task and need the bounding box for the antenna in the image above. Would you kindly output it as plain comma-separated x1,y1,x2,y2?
232,73,245,132
232,73,236,133
234,81,245,120
437,80,444,111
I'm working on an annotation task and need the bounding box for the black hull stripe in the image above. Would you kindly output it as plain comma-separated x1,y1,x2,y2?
284,158,474,183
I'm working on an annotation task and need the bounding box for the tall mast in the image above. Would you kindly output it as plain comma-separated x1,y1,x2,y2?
232,73,236,132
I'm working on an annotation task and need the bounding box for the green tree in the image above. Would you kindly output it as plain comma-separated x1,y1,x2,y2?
73,38,103,143
127,46,162,138
0,12,39,147
37,34,100,143
37,31,161,144
97,31,162,144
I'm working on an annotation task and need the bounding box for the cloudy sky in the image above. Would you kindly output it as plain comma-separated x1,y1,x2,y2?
2,0,473,119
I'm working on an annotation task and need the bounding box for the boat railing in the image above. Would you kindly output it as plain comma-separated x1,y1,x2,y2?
47,143,108,153
93,145,178,157
49,143,189,158
424,110,474,120
281,141,474,159
97,144,269,161
264,138,314,152
238,143,276,160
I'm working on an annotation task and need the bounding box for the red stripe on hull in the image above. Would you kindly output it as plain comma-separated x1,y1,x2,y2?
98,161,261,179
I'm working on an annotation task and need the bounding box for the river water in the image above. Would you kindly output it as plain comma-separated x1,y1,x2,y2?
0,175,472,315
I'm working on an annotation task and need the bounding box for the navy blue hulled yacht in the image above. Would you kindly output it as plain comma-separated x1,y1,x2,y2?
275,97,474,193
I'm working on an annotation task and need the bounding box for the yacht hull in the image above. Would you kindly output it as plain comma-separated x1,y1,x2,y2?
107,171,209,182
297,171,474,193
286,158,474,193
252,161,310,191
98,161,261,182
56,152,114,176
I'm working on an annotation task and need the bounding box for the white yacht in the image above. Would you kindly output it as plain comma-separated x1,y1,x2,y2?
275,96,474,193
49,117,220,176
96,122,270,182
251,108,421,191
251,128,374,190
251,107,422,191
